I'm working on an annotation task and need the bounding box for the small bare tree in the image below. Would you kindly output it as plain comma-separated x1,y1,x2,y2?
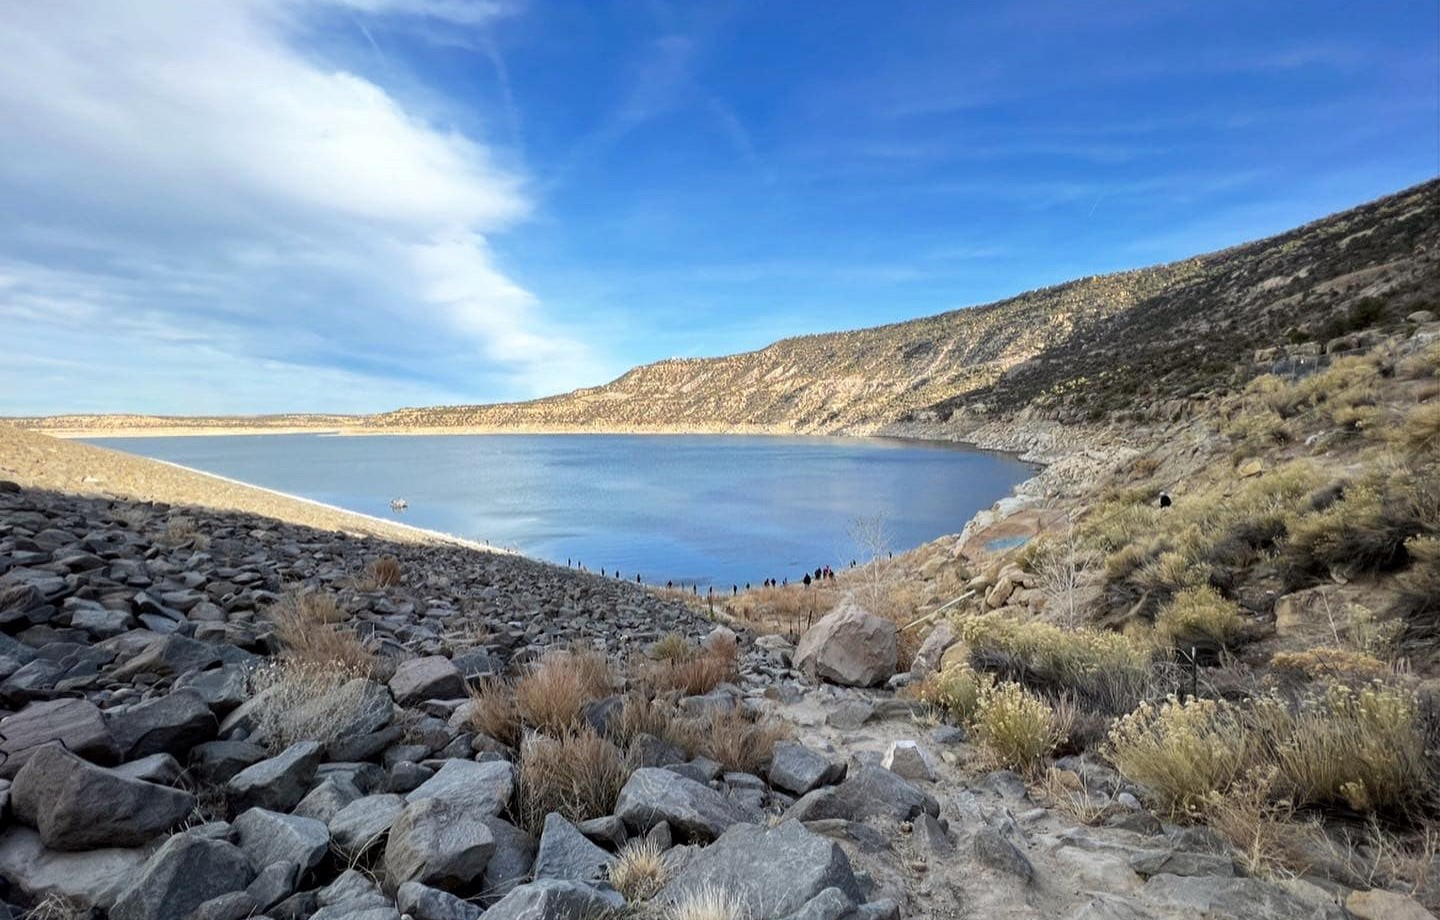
1033,521,1098,627
847,513,899,613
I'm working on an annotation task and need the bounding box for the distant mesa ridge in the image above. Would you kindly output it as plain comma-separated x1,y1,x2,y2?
13,178,1438,435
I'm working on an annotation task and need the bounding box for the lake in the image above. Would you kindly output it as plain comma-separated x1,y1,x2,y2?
85,434,1036,588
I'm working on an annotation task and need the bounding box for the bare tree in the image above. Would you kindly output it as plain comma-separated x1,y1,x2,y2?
847,513,898,612
1033,521,1098,627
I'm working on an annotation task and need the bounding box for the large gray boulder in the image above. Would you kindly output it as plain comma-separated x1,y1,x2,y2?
226,740,321,813
233,808,330,876
405,758,513,815
532,813,615,885
110,833,254,920
384,797,495,893
111,634,221,681
482,879,625,920
389,656,464,705
615,767,760,842
10,743,195,850
0,826,146,909
0,697,117,778
108,689,218,761
793,604,897,687
659,820,862,920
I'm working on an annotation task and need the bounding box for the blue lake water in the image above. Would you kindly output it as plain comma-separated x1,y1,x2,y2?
86,434,1036,588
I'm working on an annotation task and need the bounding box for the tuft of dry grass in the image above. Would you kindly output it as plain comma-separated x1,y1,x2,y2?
514,727,635,835
687,706,790,775
266,589,376,676
248,658,392,751
1269,647,1391,684
513,648,613,735
158,515,210,550
609,837,672,903
651,632,694,662
642,643,740,697
465,678,522,748
367,554,403,589
665,884,746,920
22,893,91,920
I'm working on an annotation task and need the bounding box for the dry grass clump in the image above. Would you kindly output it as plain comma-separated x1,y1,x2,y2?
1106,696,1252,818
513,648,614,735
728,583,839,636
971,681,1066,775
248,658,391,750
642,643,740,697
22,893,91,920
665,884,746,920
515,727,635,835
1395,536,1440,659
651,632,694,662
465,679,522,747
266,589,376,676
612,693,683,746
957,613,1154,715
687,706,790,775
609,838,672,903
1154,585,1246,650
158,515,210,550
368,552,403,590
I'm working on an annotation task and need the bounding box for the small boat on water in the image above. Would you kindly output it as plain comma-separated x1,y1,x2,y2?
389,498,408,512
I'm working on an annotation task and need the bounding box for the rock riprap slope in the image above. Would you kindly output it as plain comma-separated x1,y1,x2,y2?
0,477,1392,919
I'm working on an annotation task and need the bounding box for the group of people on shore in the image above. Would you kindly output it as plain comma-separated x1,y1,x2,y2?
563,556,851,597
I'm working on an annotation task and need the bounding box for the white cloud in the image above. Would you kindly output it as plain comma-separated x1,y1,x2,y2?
0,0,597,415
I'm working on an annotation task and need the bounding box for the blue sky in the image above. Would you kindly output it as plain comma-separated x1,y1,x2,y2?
1,0,1435,415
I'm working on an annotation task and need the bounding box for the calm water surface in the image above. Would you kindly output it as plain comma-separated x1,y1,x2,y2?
86,434,1035,588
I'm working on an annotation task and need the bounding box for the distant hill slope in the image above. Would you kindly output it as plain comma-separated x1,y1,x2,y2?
363,179,1439,433
15,179,1437,436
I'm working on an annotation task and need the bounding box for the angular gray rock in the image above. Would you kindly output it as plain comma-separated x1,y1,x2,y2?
974,827,1034,881
787,764,938,823
111,634,222,681
482,879,625,920
615,767,760,842
384,797,495,893
0,826,146,909
660,820,862,920
293,775,363,823
768,741,841,796
793,603,897,687
405,757,513,815
482,816,538,906
226,740,321,813
1139,874,1346,919
778,887,856,920
397,881,483,920
109,833,255,920
330,793,407,857
189,740,267,785
10,743,195,850
389,656,464,705
108,689,218,761
233,808,330,876
532,813,615,884
0,697,117,778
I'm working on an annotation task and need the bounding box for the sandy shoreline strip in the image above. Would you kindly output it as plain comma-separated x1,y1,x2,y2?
0,425,498,550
